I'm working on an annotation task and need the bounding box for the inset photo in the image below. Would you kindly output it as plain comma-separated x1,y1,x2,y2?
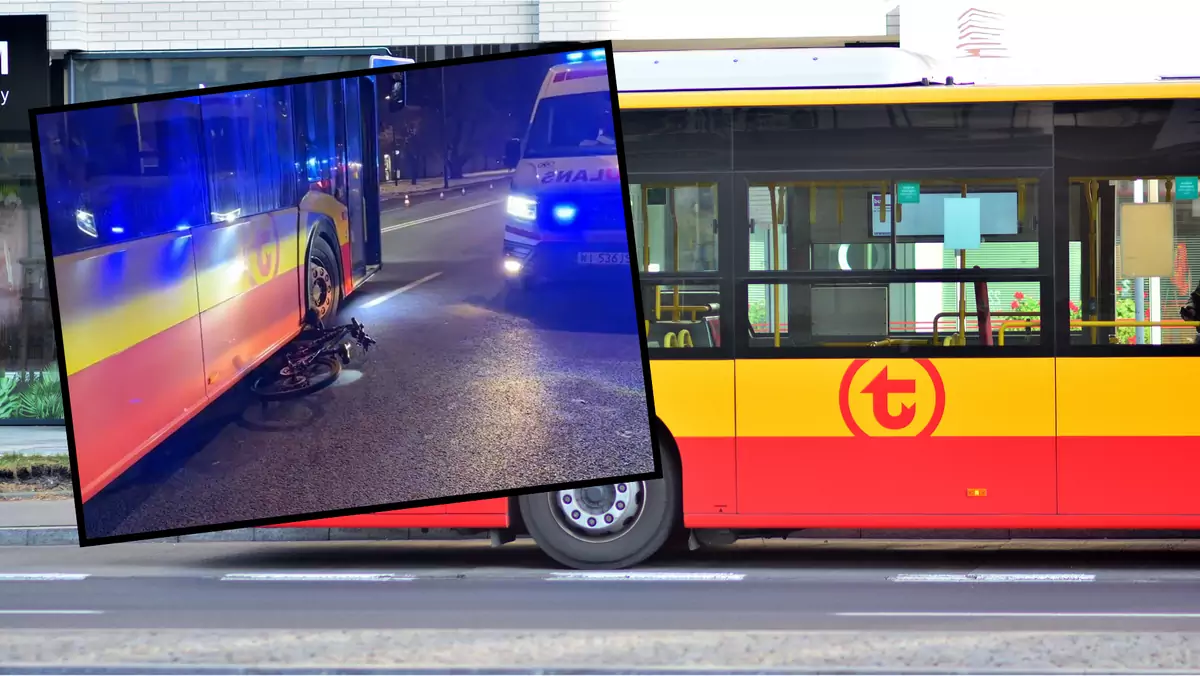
29,42,658,545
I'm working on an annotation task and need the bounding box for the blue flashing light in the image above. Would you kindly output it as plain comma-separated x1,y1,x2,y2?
111,226,125,234
588,48,606,60
566,51,584,63
552,203,577,225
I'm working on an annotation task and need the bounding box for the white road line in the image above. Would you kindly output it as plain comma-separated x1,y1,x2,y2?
358,271,443,309
838,612,1200,618
0,574,91,581
0,610,104,615
220,573,415,582
548,571,746,582
381,199,503,232
890,573,1096,583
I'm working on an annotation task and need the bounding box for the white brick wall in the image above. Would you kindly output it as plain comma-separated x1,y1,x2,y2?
1,0,558,52
2,0,896,53
537,1,614,42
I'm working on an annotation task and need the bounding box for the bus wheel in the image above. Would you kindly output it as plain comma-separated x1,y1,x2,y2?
518,453,681,570
308,237,341,323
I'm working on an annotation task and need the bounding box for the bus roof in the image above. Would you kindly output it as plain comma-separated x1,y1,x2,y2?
614,47,1200,109
615,47,944,93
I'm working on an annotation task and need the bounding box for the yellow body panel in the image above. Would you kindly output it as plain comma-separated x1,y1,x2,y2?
57,238,202,378
1056,357,1195,436
731,358,1056,438
649,360,735,438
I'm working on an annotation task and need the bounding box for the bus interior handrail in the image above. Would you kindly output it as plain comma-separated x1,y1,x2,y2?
997,320,1200,346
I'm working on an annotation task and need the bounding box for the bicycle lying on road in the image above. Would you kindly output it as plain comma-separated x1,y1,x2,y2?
251,314,377,401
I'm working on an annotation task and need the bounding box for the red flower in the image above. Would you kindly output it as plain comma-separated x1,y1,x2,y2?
1011,300,1020,310
1068,301,1079,313
1127,335,1136,344
1014,291,1025,300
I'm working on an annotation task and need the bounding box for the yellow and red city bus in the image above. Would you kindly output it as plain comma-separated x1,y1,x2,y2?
35,63,407,503
288,47,1200,570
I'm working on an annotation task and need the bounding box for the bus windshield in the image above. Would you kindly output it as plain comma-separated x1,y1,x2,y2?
524,91,615,159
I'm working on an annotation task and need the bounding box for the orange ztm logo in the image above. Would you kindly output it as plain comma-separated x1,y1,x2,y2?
246,219,281,287
838,359,946,437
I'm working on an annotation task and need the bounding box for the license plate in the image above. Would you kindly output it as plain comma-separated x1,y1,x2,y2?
578,252,630,265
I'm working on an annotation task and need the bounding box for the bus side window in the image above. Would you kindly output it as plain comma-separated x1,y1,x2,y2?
199,86,296,221
293,81,339,197
36,98,208,257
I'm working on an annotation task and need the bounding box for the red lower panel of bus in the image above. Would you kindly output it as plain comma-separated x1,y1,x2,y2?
686,513,1200,529
676,436,737,515
71,316,209,503
1058,436,1200,515
732,436,1058,515
74,272,303,504
199,271,303,398
281,499,508,528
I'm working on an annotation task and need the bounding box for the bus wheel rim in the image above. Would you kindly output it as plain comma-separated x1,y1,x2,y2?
310,265,334,319
549,482,645,544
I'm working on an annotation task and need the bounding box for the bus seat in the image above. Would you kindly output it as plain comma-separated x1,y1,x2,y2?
646,320,715,348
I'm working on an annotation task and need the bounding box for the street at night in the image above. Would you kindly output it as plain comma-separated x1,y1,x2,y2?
81,186,653,540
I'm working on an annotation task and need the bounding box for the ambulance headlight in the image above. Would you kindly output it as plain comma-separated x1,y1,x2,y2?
506,194,537,221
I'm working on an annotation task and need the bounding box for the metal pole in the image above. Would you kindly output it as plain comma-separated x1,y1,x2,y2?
441,68,449,190
1133,179,1145,344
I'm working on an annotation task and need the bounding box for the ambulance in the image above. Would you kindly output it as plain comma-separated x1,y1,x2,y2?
500,48,629,290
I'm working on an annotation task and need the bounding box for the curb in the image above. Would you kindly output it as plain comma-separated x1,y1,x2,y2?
380,174,511,209
0,526,490,546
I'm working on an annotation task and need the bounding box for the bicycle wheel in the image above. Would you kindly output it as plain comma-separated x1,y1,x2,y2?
251,355,343,401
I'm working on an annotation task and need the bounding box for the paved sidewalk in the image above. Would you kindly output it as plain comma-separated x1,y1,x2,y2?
0,499,75,527
379,169,511,203
0,426,67,455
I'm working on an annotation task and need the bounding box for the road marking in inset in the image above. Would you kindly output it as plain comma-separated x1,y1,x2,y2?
838,612,1200,618
358,271,443,309
221,573,416,582
0,574,91,581
889,573,1095,583
381,199,503,232
0,610,104,615
548,571,746,582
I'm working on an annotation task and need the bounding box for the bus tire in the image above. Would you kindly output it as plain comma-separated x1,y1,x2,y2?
308,236,342,323
518,450,681,570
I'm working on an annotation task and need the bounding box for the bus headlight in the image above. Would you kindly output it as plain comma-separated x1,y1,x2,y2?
506,194,537,221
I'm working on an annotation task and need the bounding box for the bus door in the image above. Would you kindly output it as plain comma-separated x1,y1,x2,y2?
342,76,369,285
358,74,383,275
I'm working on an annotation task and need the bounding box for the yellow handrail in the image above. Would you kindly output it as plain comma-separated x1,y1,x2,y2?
661,330,695,348
931,311,1040,342
997,319,1200,346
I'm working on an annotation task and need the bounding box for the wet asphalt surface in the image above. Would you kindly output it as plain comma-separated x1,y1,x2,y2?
80,190,655,540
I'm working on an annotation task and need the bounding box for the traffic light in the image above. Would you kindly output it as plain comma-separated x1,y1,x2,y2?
388,73,406,112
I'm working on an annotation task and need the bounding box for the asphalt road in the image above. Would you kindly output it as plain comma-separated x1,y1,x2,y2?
80,189,654,541
5,541,1200,671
